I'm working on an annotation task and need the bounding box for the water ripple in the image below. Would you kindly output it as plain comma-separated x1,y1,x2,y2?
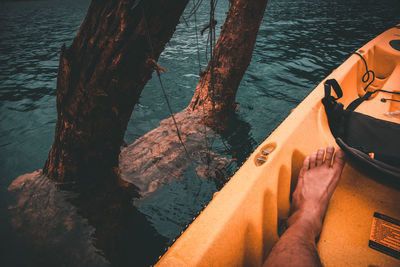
1,0,399,266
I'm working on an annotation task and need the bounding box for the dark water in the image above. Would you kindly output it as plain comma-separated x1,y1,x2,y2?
0,0,399,266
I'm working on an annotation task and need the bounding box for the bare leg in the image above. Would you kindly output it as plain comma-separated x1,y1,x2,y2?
264,147,346,267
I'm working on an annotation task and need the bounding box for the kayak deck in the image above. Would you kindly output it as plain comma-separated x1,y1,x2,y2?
157,25,400,266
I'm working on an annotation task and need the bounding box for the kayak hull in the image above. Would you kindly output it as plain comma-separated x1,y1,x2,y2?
157,25,400,266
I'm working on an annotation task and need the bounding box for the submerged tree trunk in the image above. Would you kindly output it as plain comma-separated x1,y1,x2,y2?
188,0,269,126
43,0,189,182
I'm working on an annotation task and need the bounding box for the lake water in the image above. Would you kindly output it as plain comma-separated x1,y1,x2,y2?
0,0,399,266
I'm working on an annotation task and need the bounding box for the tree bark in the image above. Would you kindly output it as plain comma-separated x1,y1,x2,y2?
188,0,269,127
43,0,189,182
120,0,268,196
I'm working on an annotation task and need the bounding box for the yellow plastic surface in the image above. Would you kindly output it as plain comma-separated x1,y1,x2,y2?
157,25,400,267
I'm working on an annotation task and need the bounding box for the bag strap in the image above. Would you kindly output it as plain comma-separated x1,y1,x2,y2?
323,79,343,102
346,91,373,111
323,78,376,112
322,79,345,138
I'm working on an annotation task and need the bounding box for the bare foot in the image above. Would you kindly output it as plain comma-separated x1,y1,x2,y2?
288,147,346,238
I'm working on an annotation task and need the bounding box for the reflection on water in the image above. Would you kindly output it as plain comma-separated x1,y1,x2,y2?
8,172,111,266
1,0,399,266
9,171,167,266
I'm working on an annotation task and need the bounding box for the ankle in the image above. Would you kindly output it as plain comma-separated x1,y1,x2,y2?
287,209,323,239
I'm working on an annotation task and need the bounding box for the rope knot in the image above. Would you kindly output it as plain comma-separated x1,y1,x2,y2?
147,58,167,74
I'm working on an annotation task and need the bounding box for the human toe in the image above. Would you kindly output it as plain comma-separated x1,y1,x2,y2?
316,148,325,166
299,156,311,177
332,149,346,171
304,155,310,169
324,146,335,167
310,152,317,168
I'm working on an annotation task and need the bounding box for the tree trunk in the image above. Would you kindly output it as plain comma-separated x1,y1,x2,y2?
43,0,189,182
120,0,268,196
8,0,269,264
188,0,269,127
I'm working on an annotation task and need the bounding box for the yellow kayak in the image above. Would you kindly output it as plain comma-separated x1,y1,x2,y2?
157,25,400,266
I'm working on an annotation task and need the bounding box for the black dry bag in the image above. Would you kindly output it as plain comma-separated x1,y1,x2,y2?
322,79,400,181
